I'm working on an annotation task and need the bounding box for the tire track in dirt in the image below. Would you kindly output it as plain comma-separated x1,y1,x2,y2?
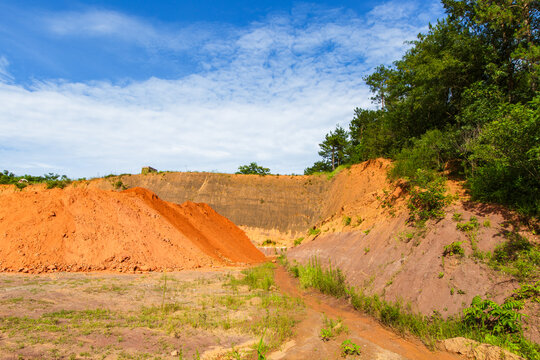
272,266,464,360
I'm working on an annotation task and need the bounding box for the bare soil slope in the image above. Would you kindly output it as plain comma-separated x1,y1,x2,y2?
0,186,265,273
287,159,539,343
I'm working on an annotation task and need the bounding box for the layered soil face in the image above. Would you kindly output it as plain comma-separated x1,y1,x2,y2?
285,159,539,343
91,172,331,242
0,186,265,273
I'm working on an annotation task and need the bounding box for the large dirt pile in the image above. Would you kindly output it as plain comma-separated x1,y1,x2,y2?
0,186,265,273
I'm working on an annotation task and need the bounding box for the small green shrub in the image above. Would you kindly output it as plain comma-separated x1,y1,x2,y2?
294,237,304,246
510,282,540,303
320,327,333,341
261,239,276,246
452,213,463,222
407,173,451,224
463,296,524,335
343,216,351,226
490,232,540,280
229,263,275,291
14,182,27,190
319,316,347,341
438,272,444,279
340,339,361,357
443,242,465,257
389,129,454,181
456,217,480,232
113,180,127,190
308,228,321,236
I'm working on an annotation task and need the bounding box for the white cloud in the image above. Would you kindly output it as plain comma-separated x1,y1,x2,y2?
44,9,228,53
0,56,13,82
0,1,443,177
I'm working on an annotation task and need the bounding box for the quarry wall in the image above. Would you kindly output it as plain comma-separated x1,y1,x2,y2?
92,171,332,239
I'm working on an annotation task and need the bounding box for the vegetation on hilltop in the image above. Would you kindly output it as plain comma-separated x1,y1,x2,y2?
236,162,271,175
306,0,539,217
0,170,72,189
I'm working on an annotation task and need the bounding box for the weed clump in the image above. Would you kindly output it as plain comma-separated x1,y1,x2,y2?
229,263,276,291
463,296,524,335
296,258,348,298
443,242,465,257
510,282,539,303
490,232,540,281
113,180,127,190
340,339,361,357
405,171,452,225
319,315,347,341
261,239,276,246
456,217,480,232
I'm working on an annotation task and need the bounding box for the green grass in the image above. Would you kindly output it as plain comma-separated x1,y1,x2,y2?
489,232,540,281
319,315,348,341
308,228,321,236
340,339,361,357
443,242,465,257
293,258,348,298
261,239,277,246
456,217,480,232
309,164,350,180
279,255,539,359
228,263,276,291
1,266,303,359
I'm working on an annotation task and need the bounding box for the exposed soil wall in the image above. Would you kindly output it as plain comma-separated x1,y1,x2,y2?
284,159,539,343
91,172,331,241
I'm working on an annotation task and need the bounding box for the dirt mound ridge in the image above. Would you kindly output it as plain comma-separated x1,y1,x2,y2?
0,186,265,273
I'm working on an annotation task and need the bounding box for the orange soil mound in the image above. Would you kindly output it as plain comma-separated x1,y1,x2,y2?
0,186,265,273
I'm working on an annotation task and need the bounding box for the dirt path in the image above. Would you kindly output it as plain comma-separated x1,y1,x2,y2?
271,266,464,360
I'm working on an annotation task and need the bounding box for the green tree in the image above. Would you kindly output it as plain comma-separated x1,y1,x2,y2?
236,162,271,175
346,108,392,162
467,96,540,214
318,125,349,170
304,160,332,175
364,65,392,108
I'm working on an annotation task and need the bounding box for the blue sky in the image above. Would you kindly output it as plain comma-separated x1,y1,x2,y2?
0,0,444,177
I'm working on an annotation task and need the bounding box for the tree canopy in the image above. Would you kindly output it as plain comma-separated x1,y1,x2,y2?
306,0,539,216
236,162,271,175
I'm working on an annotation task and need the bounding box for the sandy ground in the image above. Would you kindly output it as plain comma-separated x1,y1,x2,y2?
0,265,470,360
0,268,301,359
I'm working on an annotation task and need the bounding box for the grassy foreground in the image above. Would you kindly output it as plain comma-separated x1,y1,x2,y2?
280,256,539,360
0,264,303,360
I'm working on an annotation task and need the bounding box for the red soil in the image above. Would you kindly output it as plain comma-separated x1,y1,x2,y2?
0,186,265,273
